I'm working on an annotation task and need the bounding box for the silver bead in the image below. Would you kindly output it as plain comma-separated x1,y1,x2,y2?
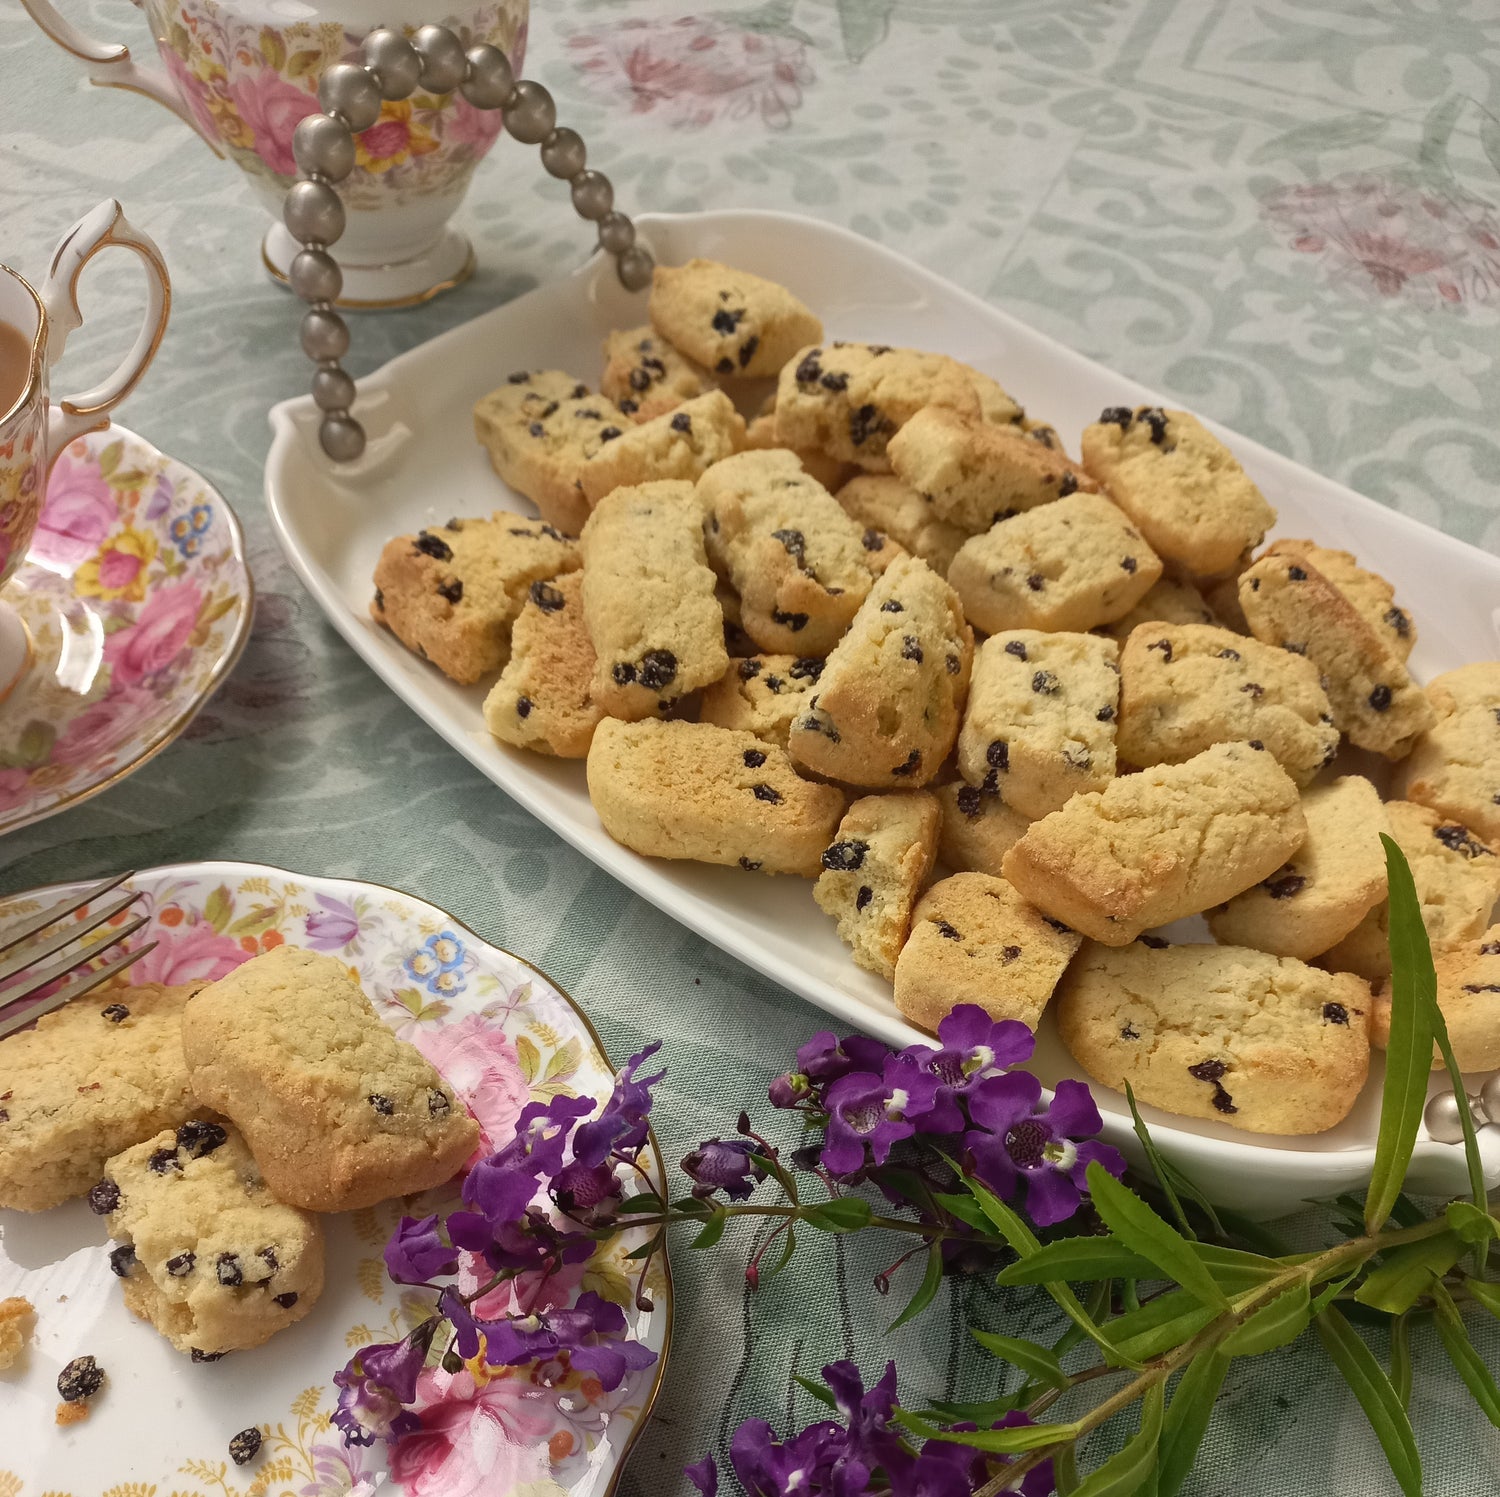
301,307,350,362
1424,1089,1473,1145
461,44,515,110
284,179,346,247
317,63,382,132
504,80,556,145
598,212,635,255
362,27,422,100
312,365,357,412
414,25,468,94
1479,1072,1500,1126
616,244,654,293
320,413,366,463
540,127,585,179
570,169,613,221
289,248,343,303
293,113,355,182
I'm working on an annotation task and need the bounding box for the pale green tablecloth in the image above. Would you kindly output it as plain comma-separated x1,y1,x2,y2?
3,0,1500,1491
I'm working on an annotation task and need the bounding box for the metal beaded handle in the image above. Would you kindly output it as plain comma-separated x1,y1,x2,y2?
283,24,655,463
1424,1073,1500,1144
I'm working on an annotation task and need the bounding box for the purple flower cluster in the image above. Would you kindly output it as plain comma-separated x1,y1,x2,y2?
331,1045,665,1447
771,1006,1125,1226
686,1360,1054,1497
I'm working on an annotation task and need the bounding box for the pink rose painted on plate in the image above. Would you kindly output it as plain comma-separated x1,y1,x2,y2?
0,768,29,814
412,1012,531,1157
568,15,814,130
51,683,162,767
33,446,117,569
104,580,203,687
128,922,248,985
230,66,317,177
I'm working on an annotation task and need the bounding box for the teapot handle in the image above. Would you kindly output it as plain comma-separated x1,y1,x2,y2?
18,0,223,156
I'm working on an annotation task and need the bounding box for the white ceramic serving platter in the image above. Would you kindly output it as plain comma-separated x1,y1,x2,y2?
266,209,1500,1217
0,862,669,1497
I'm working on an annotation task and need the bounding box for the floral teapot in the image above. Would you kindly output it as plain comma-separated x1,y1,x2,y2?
21,0,528,307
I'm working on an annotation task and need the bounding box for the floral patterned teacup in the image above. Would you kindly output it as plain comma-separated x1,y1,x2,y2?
21,0,528,308
0,200,171,700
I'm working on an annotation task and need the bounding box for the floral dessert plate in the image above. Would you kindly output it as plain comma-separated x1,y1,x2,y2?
0,861,670,1497
0,428,252,837
264,208,1500,1217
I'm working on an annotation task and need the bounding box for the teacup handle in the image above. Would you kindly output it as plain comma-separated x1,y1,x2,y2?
40,200,173,457
18,0,222,155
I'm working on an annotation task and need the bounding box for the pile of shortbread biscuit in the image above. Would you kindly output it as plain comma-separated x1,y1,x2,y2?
371,257,1500,1138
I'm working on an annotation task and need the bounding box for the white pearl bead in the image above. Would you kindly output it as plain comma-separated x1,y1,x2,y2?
362,28,422,100
320,414,366,462
461,45,515,110
1424,1089,1471,1145
292,113,354,182
317,64,382,132
1479,1071,1500,1126
414,25,468,94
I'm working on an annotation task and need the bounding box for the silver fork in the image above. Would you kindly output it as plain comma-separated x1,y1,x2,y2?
0,871,157,1041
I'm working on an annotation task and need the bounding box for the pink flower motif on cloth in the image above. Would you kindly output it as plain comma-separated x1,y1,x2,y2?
411,1012,531,1159
1262,171,1500,306
229,66,317,177
33,447,117,570
391,1367,559,1497
568,15,815,130
51,683,161,767
128,922,249,986
104,580,202,688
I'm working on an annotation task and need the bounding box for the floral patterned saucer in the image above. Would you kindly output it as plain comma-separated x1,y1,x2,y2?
0,428,252,836
0,861,671,1497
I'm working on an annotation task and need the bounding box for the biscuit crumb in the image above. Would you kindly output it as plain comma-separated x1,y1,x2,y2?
0,1296,35,1369
56,1400,91,1425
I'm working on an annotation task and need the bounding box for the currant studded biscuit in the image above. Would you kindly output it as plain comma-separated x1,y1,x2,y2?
1055,942,1371,1135
649,258,823,379
957,631,1120,820
182,947,478,1212
960,364,1025,427
1395,663,1500,843
935,782,1032,877
1080,405,1276,577
372,514,581,686
774,343,981,472
600,325,716,422
473,370,633,533
1263,539,1416,661
1116,622,1339,785
893,873,1081,1032
1001,741,1307,946
1374,925,1500,1072
813,793,940,979
743,404,855,493
701,449,883,656
580,480,729,720
587,718,845,876
1095,575,1218,644
788,555,973,790
887,406,1097,534
99,1120,324,1355
482,571,602,758
578,389,746,509
835,473,970,577
1237,548,1434,759
699,655,825,747
0,981,201,1212
1208,776,1389,961
1322,801,1500,982
947,493,1163,635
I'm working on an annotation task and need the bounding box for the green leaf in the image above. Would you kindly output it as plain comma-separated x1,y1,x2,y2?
1466,1279,1500,1319
690,1211,727,1250
1072,1379,1164,1497
203,883,234,934
1418,94,1465,178
896,1409,1077,1455
624,1229,663,1262
1159,1351,1230,1497
995,1237,1158,1286
1108,1291,1220,1363
544,1036,582,1082
836,0,896,62
1221,1279,1311,1358
921,1393,1023,1425
1429,1001,1489,1219
969,1329,1069,1390
96,438,122,478
1446,1201,1498,1245
1315,1307,1423,1497
287,47,324,79
1310,1264,1362,1316
794,1374,836,1410
1190,1243,1282,1295
1366,836,1438,1234
514,1034,539,1084
16,720,56,769
767,1223,798,1280
1432,1281,1500,1427
259,25,287,71
1054,1444,1080,1496
804,1197,872,1234
889,1240,943,1331
1250,112,1388,165
1085,1162,1229,1310
1390,1311,1415,1411
1354,1231,1464,1314
1125,1083,1196,1239
933,1190,994,1232
614,1193,662,1215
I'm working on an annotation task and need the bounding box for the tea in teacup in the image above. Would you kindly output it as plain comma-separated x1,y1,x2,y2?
0,320,33,419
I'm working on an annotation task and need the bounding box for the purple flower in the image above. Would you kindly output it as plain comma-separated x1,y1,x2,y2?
728,1417,850,1497
681,1138,767,1201
553,1157,623,1222
886,1413,1054,1497
303,893,361,950
770,1031,891,1111
331,1326,434,1446
913,1005,1034,1095
461,1093,596,1226
685,1455,719,1495
820,1054,951,1177
571,1041,665,1167
383,1214,457,1285
549,1290,658,1390
965,1075,1125,1227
